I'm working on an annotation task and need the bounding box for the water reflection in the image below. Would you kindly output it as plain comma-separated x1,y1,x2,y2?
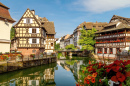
0,59,85,86
0,63,56,86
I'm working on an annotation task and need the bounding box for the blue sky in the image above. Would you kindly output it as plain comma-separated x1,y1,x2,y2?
1,0,130,38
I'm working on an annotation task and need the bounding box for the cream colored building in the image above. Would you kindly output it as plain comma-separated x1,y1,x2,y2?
0,2,15,53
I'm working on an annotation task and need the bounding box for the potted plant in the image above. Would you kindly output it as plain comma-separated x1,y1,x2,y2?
30,54,35,58
1,55,9,61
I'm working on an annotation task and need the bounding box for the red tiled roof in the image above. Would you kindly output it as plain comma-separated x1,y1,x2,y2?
0,2,15,22
0,2,9,9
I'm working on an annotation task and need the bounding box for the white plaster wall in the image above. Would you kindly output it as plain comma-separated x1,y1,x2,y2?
113,48,116,54
0,20,12,40
0,20,13,53
70,38,73,44
0,43,10,53
125,47,129,51
95,48,97,54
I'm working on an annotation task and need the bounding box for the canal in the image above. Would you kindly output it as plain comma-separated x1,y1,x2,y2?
0,57,88,86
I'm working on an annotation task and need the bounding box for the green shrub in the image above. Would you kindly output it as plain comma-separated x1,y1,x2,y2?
65,44,76,50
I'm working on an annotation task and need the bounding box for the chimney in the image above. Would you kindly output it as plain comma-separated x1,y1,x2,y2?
96,21,97,23
31,10,35,15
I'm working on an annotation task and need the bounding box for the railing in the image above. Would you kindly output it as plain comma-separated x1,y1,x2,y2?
95,42,126,47
95,33,130,39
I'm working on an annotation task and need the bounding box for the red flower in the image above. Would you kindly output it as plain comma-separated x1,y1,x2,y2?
106,69,111,73
91,78,95,83
116,72,126,82
82,70,84,73
99,79,102,82
111,76,118,82
125,71,130,77
86,79,90,84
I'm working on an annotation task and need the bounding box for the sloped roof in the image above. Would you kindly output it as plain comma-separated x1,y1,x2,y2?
0,2,9,9
41,21,55,34
73,21,108,33
110,15,130,24
96,15,130,33
60,34,70,41
42,17,48,21
95,22,126,33
0,2,15,22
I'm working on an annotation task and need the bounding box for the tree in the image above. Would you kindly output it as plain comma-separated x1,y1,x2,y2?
65,44,76,50
10,27,15,40
78,27,97,51
54,43,60,50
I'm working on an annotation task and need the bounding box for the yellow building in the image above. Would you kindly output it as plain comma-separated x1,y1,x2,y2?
0,2,15,53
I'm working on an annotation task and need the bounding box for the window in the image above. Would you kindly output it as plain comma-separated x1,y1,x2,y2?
93,26,96,28
32,28,36,33
26,18,30,24
32,39,36,43
97,48,102,54
104,48,107,54
109,48,113,54
32,50,36,53
51,43,53,46
116,48,120,54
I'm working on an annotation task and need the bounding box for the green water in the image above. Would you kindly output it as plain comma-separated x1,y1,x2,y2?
0,58,87,86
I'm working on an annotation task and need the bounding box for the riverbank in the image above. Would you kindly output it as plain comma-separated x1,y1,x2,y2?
0,57,57,74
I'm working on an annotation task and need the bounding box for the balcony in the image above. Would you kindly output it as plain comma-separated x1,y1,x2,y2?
95,42,128,47
95,33,129,39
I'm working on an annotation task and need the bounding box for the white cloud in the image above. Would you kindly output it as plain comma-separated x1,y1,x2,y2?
73,0,130,13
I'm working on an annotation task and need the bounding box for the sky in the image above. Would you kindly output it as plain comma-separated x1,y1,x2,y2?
1,0,130,38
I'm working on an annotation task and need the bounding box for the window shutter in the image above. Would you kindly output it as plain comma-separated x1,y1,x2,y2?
30,19,33,23
23,19,26,23
29,38,32,44
29,28,32,33
36,28,39,33
37,39,39,43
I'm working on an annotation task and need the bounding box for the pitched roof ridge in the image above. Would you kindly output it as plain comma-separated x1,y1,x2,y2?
0,2,9,9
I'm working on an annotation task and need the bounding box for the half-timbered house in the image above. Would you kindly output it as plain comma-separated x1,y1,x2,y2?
95,15,130,59
38,17,56,55
12,8,47,56
0,2,15,53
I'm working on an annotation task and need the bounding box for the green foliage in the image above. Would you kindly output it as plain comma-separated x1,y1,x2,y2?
78,27,97,51
122,77,130,86
65,60,78,65
65,44,76,50
5,52,9,54
54,43,60,50
57,52,63,59
10,27,15,40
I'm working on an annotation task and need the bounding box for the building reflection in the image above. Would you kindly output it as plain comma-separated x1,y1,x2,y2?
58,60,83,82
0,67,56,86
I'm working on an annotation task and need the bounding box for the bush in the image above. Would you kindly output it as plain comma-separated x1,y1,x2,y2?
65,44,76,50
